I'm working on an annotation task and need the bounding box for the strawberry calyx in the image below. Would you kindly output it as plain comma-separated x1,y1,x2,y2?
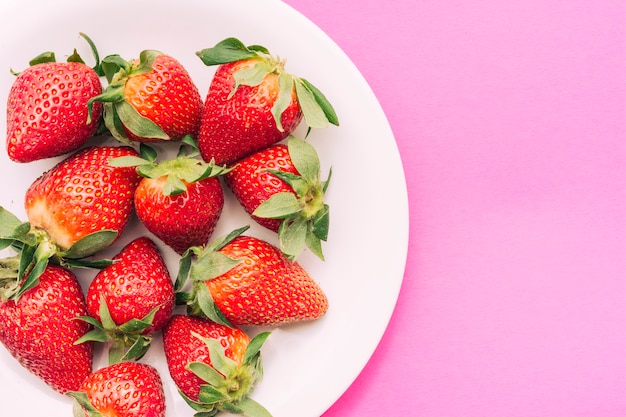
197,37,339,134
109,137,231,196
88,49,170,143
180,331,272,417
0,206,117,301
252,136,331,261
10,32,103,77
75,296,159,365
175,226,250,327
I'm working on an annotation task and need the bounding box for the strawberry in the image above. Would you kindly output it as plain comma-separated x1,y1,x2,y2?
162,314,271,416
90,50,203,143
225,136,331,261
0,264,92,394
176,226,329,327
110,138,230,254
78,237,175,364
68,361,166,417
6,33,104,163
0,145,142,288
25,145,142,250
196,37,339,166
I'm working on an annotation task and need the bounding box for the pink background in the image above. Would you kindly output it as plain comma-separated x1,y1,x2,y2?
284,1,626,416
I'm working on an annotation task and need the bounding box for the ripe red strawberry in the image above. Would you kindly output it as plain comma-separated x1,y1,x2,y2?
135,175,224,254
110,139,229,254
6,33,104,163
176,227,329,327
225,136,331,261
68,362,166,417
0,264,92,394
196,37,339,166
162,314,271,416
78,237,175,364
0,145,142,288
25,145,141,248
91,50,203,143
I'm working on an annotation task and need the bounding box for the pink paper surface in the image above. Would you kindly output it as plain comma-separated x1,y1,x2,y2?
284,1,626,416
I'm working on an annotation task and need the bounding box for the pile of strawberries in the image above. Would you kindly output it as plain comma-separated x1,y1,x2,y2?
0,34,338,416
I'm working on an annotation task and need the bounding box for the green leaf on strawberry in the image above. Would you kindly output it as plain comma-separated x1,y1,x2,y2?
76,296,158,364
109,139,231,197
175,226,250,326
231,60,275,99
115,100,170,141
296,77,339,128
249,137,332,261
287,130,322,181
59,230,118,260
69,391,101,417
0,207,24,249
92,87,169,143
195,37,260,65
179,331,272,417
192,251,243,284
294,78,331,129
254,192,301,218
176,226,250,327
28,51,56,66
194,283,233,327
281,218,308,261
273,72,296,132
100,54,130,83
16,248,51,299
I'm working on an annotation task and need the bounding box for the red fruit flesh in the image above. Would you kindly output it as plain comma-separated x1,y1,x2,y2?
6,62,103,163
134,176,224,254
0,265,92,394
208,235,329,326
198,60,303,166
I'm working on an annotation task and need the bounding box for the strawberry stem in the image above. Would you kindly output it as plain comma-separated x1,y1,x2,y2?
77,32,102,75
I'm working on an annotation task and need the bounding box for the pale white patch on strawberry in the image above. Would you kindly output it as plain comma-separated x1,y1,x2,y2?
25,197,73,250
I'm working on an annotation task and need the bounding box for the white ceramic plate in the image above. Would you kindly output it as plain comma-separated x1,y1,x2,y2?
0,0,408,416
